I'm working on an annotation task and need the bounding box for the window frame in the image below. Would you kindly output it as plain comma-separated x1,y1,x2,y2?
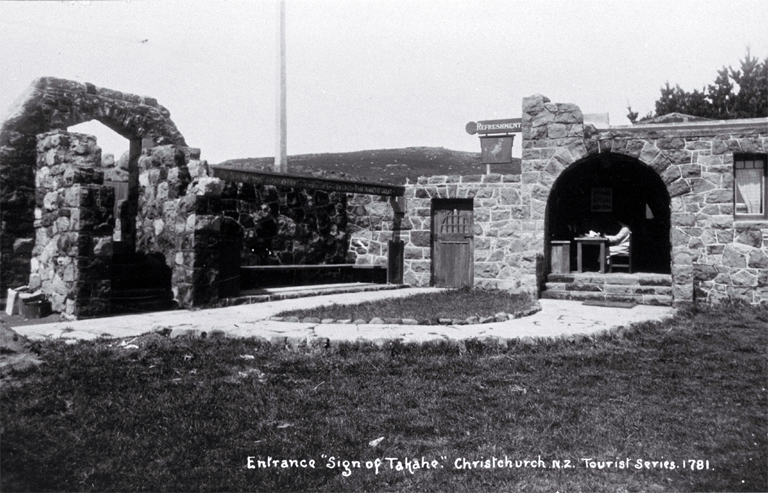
733,153,768,221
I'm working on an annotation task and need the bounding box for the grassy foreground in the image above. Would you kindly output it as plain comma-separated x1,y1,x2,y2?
1,303,766,492
276,289,535,322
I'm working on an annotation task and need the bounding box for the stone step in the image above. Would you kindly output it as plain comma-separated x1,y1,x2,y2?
547,272,672,286
543,272,674,306
541,285,673,306
111,287,177,314
544,282,672,296
221,282,409,307
111,287,174,301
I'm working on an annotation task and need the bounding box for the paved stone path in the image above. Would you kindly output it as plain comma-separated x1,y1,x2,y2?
13,288,676,345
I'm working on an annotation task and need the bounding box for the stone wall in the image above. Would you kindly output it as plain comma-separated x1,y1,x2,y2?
350,96,766,305
30,130,114,317
523,94,768,304
136,153,353,305
346,194,395,267
1,77,186,300
403,175,540,291
134,144,225,307
348,176,543,293
221,183,349,266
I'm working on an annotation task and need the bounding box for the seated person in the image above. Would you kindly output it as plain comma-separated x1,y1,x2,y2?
606,221,631,260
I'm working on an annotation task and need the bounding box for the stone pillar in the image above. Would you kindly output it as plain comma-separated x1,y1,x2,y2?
31,130,114,318
519,94,588,295
132,143,226,309
174,179,223,307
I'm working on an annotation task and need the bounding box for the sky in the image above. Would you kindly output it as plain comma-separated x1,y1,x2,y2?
1,0,767,164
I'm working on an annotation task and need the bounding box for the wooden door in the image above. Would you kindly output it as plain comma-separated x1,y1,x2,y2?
432,199,474,288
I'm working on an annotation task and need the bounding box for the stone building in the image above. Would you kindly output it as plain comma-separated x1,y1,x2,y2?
352,95,768,306
1,78,766,319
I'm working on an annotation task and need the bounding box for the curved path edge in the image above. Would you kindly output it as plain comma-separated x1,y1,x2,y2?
12,289,675,345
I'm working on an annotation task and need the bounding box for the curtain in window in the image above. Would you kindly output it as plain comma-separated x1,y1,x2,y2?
735,168,764,214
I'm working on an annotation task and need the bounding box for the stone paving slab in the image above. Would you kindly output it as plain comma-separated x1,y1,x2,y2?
13,288,443,341
13,288,676,345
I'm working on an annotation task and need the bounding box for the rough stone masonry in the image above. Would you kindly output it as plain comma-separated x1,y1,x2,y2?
351,95,768,305
2,77,767,316
1,78,361,316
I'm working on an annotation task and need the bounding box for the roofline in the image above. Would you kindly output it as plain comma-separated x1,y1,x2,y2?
607,117,768,134
211,165,405,196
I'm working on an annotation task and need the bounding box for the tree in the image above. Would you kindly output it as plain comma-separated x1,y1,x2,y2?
708,66,734,119
627,49,767,122
626,103,639,124
729,49,768,118
654,82,693,116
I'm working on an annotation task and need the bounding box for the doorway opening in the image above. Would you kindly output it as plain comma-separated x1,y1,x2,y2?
431,198,474,288
546,153,671,274
68,120,130,242
67,121,173,313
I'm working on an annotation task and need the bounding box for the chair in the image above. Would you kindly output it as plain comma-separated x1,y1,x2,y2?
608,239,632,273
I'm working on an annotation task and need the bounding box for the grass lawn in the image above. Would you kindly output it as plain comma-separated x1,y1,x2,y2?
1,302,766,492
275,288,535,322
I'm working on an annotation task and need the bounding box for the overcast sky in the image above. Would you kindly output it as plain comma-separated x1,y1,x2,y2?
1,0,767,164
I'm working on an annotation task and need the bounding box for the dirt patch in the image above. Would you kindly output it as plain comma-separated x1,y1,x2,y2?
0,310,63,328
0,321,44,388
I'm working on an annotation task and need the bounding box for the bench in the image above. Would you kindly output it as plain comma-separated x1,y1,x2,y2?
240,264,386,289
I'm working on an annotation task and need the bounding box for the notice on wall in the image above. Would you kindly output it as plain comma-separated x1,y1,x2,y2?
591,187,612,212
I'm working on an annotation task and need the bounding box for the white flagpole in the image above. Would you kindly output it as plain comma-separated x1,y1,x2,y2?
275,0,287,173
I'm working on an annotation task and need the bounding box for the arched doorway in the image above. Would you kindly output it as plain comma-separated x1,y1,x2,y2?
0,77,187,313
546,152,671,274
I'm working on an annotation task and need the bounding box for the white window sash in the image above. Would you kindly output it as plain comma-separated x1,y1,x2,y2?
735,167,764,215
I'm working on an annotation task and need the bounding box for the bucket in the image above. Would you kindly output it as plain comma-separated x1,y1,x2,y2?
20,300,51,319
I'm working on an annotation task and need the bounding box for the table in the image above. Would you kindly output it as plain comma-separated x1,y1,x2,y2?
574,237,610,273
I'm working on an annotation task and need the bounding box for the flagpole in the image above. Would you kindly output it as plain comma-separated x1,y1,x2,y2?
275,0,287,173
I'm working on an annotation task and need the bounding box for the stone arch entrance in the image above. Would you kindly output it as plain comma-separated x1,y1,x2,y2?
546,152,671,274
0,77,187,301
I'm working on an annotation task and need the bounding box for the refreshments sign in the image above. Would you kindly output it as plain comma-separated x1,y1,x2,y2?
466,118,522,135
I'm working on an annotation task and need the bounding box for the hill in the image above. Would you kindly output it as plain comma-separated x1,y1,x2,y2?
215,147,521,185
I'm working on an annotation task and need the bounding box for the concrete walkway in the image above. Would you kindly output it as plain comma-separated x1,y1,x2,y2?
13,288,676,345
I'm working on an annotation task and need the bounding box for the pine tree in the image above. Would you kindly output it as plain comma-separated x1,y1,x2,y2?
630,50,767,122
707,67,734,119
626,103,639,124
729,49,768,118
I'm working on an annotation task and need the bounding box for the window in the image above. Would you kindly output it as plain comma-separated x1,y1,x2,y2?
734,153,768,220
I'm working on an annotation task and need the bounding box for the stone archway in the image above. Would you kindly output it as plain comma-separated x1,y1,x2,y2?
1,77,186,299
545,152,672,273
522,93,748,304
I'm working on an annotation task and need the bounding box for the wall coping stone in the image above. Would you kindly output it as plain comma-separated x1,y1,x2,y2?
604,118,767,137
